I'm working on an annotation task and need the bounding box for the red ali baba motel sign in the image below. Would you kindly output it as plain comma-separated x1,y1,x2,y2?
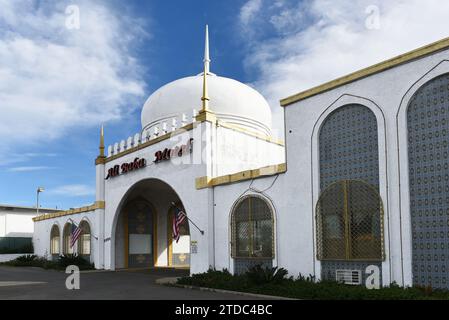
105,138,194,180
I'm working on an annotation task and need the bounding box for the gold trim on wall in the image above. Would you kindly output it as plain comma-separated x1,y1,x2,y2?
280,36,449,106
32,201,105,222
124,210,129,268
167,209,173,267
95,156,106,165
153,205,158,267
196,163,287,189
195,110,217,124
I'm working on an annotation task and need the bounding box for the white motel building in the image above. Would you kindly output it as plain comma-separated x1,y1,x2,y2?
32,29,449,290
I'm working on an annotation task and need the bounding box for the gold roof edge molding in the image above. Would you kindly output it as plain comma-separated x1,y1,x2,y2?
196,163,287,189
33,201,105,222
280,37,449,106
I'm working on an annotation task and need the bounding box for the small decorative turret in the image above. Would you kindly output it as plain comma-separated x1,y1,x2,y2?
201,25,210,112
196,25,216,124
99,125,105,157
95,125,106,165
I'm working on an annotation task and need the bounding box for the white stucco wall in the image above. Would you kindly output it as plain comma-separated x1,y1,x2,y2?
214,126,285,177
283,48,449,287
31,44,449,285
212,173,316,278
104,124,210,274
33,212,97,264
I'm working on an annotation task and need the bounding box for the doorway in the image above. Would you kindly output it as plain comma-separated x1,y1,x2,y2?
167,204,190,268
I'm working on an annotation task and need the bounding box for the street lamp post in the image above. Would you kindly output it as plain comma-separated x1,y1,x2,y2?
36,187,44,216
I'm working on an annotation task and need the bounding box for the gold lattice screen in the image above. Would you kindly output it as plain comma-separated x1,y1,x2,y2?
231,196,274,259
316,180,384,261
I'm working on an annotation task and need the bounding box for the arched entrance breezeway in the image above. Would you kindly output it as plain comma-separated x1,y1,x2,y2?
113,179,190,271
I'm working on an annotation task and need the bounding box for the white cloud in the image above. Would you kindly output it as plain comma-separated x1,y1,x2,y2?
48,184,95,197
240,0,263,27
0,152,58,166
238,0,449,135
7,166,53,172
0,0,148,162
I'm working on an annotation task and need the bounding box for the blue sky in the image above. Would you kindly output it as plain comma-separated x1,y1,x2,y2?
1,0,449,210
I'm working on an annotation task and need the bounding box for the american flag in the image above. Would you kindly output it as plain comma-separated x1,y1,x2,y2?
70,222,82,248
172,208,186,243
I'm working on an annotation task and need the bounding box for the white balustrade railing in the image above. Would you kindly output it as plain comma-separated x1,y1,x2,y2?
106,111,195,157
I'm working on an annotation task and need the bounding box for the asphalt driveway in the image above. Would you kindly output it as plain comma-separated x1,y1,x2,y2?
0,266,262,300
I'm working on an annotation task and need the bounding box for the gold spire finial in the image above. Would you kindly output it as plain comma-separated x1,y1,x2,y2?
201,65,210,112
99,124,105,157
201,25,210,113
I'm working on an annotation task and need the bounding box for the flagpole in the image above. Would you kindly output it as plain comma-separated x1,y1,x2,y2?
68,218,78,226
171,202,204,235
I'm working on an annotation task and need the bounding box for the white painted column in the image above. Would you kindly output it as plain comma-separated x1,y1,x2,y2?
95,160,105,269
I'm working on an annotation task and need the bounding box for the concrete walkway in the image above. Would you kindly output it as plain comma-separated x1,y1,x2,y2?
0,266,266,300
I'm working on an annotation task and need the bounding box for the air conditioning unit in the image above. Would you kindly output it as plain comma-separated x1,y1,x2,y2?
336,270,362,285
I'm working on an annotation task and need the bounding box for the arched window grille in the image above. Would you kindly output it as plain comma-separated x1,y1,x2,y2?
63,223,74,255
231,196,274,259
50,225,60,255
78,221,91,256
317,104,384,282
316,180,384,261
407,73,449,289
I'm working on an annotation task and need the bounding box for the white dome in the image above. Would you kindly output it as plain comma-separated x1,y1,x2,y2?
141,74,272,136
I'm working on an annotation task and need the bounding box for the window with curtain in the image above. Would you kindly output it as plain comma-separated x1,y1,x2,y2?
63,223,73,254
78,221,91,255
50,225,60,255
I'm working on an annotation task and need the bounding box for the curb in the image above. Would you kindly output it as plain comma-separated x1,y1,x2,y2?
167,283,298,300
79,269,114,274
155,277,180,285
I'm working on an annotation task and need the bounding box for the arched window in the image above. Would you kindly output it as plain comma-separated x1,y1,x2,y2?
407,73,449,289
316,180,384,261
231,196,274,273
318,104,383,281
78,221,91,256
50,225,60,256
63,223,74,255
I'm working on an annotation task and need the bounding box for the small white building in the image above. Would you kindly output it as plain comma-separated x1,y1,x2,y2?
32,29,449,290
1,204,59,238
1,204,59,259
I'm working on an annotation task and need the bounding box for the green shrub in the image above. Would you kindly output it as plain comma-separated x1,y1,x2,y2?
176,268,449,300
57,254,94,270
178,268,249,290
245,265,288,285
0,254,94,271
14,254,37,263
